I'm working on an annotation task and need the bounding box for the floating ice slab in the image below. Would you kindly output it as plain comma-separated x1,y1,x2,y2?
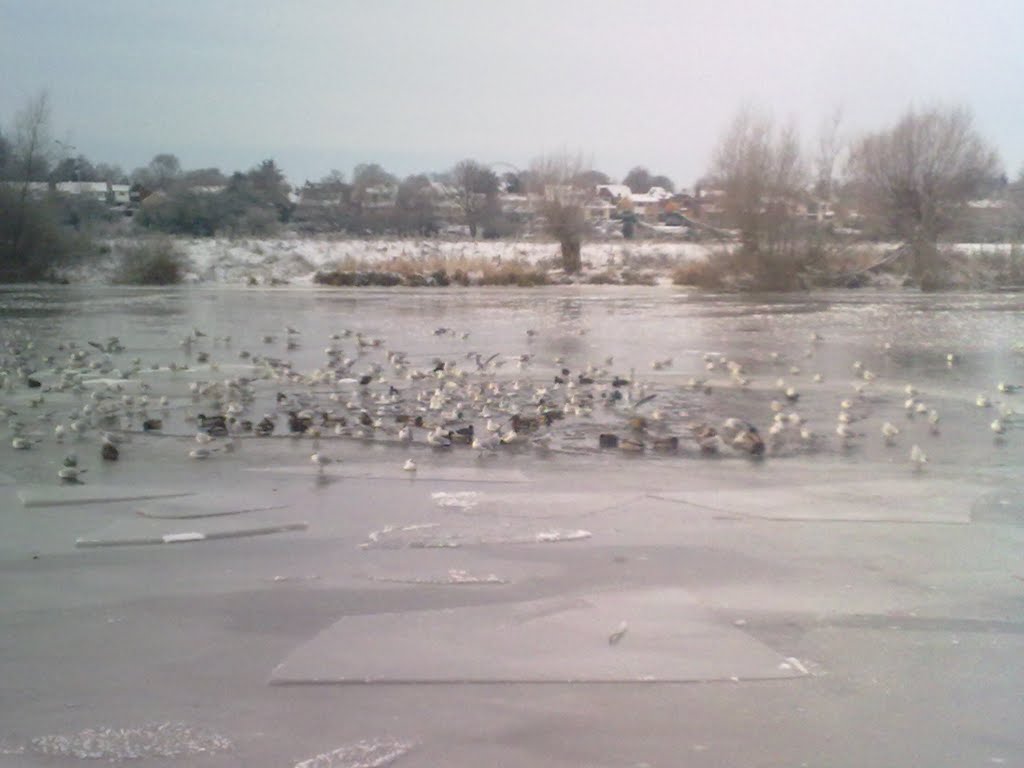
245,464,530,484
18,485,195,508
76,511,307,548
270,588,807,684
651,479,980,524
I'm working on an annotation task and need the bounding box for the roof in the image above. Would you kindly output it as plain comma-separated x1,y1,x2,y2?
55,181,109,194
596,184,631,199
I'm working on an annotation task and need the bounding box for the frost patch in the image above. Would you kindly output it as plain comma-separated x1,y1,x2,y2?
535,529,592,543
370,569,506,586
362,523,459,549
27,722,233,760
431,491,481,509
293,738,414,768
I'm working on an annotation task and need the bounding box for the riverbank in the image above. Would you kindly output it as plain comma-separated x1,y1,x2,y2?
48,236,1024,290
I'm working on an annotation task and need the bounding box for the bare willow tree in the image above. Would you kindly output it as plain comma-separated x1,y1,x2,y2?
1,92,66,280
847,105,1000,286
710,107,806,286
529,152,589,273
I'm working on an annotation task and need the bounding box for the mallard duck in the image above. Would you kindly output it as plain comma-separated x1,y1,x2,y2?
691,424,721,454
652,435,679,452
731,427,764,455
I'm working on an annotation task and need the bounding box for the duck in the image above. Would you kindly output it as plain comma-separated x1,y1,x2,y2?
691,424,721,454
730,426,765,456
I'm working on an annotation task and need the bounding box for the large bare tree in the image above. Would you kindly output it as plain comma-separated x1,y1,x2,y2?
529,152,589,274
710,107,806,284
1,92,65,280
847,105,1000,285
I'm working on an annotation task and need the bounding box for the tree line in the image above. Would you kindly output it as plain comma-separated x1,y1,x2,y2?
2,90,1021,285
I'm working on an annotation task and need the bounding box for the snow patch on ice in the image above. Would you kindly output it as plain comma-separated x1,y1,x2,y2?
27,722,233,760
535,528,593,543
431,491,481,509
292,738,414,768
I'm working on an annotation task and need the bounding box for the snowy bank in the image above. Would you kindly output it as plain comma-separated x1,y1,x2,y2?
67,237,723,285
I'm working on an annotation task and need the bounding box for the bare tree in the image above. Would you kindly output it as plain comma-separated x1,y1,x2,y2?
450,159,499,237
529,152,589,273
814,106,844,203
2,92,64,279
847,105,1000,285
710,107,806,284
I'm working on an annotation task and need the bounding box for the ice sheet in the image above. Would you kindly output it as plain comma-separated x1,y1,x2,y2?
650,479,981,523
75,511,308,547
270,588,808,684
245,464,530,484
18,485,195,508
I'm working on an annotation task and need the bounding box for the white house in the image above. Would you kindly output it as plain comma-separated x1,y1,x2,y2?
55,181,109,201
110,184,130,205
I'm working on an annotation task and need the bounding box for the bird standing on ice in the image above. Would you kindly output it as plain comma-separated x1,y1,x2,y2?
910,444,927,471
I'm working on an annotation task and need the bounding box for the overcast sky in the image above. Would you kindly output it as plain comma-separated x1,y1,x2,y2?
2,0,1022,187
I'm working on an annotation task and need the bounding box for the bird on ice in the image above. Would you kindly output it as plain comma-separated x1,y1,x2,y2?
608,621,629,645
310,452,333,473
910,444,927,471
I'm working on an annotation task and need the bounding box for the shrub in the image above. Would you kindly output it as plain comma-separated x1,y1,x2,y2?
113,239,187,285
0,186,75,281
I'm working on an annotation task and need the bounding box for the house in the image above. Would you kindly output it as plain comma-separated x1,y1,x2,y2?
0,181,50,199
627,186,673,222
595,184,632,202
55,181,109,202
585,197,615,221
110,184,131,205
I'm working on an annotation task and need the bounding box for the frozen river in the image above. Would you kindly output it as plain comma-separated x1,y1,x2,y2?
1,284,1023,767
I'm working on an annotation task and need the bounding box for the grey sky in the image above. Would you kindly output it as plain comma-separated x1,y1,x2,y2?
2,0,1022,187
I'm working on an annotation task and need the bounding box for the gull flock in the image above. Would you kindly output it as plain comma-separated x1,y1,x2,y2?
1,324,1020,484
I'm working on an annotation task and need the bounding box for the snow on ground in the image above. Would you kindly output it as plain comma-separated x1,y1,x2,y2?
80,237,723,285
63,236,1020,286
